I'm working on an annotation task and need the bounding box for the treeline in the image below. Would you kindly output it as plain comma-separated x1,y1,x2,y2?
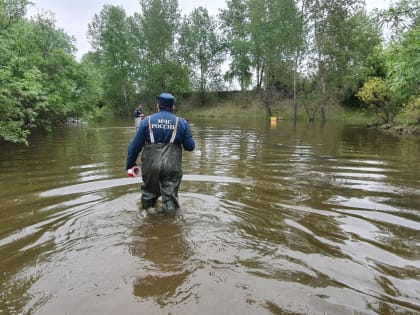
0,0,419,144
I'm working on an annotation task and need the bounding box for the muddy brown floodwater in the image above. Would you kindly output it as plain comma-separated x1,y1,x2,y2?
0,118,419,315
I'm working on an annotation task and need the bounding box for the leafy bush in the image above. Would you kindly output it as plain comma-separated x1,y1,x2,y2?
401,96,420,125
356,77,402,124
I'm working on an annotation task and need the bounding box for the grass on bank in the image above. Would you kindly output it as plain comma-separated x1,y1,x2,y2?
179,93,372,124
178,93,419,135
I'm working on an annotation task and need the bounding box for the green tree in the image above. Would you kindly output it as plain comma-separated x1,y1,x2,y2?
133,0,189,100
1,2,103,144
375,0,419,40
68,56,104,121
0,59,43,144
379,0,419,104
248,0,301,116
386,25,420,103
178,7,224,104
219,0,252,92
88,5,136,116
26,14,95,129
358,0,420,125
325,11,381,100
0,0,29,31
0,1,38,143
301,0,381,121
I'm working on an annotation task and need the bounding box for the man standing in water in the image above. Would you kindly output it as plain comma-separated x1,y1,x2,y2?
126,93,195,213
134,103,144,130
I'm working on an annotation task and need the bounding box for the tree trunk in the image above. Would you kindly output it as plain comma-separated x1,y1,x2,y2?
293,54,298,122
320,105,325,122
122,84,129,117
260,88,272,117
294,0,305,123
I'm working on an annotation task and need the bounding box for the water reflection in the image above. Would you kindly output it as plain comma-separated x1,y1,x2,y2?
130,214,193,306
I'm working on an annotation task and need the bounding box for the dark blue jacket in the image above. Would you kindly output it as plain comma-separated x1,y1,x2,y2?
126,109,195,169
134,108,143,118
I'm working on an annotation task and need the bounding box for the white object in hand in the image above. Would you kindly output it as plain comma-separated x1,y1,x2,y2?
127,166,141,177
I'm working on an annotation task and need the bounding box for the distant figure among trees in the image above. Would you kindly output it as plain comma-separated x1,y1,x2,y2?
134,103,145,129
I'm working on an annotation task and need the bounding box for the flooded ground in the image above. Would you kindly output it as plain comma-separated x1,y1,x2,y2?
0,118,419,314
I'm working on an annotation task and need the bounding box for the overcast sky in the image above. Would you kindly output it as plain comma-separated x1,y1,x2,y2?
27,0,392,60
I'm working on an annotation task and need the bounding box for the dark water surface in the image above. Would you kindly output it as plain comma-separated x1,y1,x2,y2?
1,118,419,315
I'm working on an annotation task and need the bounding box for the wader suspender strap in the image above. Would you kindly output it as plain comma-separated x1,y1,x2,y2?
148,116,155,144
170,117,179,144
148,116,179,144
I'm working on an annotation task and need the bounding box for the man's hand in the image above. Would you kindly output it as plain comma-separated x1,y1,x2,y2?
127,166,141,177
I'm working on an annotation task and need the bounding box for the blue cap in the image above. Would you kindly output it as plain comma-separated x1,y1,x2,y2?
158,93,175,109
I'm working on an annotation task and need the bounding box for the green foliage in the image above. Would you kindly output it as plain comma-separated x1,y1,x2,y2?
374,0,419,39
86,0,191,113
69,57,104,120
401,96,420,125
305,0,382,100
363,45,388,78
219,0,252,91
178,7,225,102
385,24,420,102
220,0,302,93
142,61,190,98
0,0,30,31
330,11,381,98
248,0,301,89
0,1,104,144
137,0,186,98
138,0,180,57
356,77,402,123
87,5,136,115
0,61,43,144
354,0,420,125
